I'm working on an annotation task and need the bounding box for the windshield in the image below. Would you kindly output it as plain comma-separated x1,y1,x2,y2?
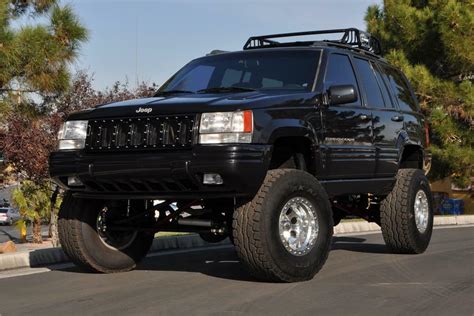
160,50,320,93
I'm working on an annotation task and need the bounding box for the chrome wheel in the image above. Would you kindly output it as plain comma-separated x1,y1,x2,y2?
279,197,319,256
414,190,429,233
96,207,137,250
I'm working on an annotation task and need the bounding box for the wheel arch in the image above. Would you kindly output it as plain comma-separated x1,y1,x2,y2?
268,128,317,175
399,144,424,170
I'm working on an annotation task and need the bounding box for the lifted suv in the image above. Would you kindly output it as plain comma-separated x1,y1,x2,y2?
51,28,433,282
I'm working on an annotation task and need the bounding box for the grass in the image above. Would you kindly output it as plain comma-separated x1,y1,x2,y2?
340,218,365,223
154,231,191,238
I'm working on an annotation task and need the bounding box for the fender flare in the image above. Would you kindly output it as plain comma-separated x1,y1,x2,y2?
268,125,318,147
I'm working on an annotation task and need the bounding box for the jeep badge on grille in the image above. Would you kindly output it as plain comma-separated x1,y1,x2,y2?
136,107,152,114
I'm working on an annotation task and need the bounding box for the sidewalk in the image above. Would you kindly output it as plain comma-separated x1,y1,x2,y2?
1,215,473,272
333,214,474,234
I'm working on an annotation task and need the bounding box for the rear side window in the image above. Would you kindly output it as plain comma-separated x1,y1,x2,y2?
372,62,395,108
353,58,385,108
325,54,361,106
381,66,418,112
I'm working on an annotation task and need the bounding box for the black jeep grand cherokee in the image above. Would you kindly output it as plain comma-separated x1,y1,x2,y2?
51,28,433,282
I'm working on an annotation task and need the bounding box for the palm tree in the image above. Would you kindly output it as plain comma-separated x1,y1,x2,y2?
12,181,52,243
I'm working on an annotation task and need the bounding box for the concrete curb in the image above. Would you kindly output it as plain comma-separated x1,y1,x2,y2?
1,215,473,272
334,221,381,234
334,215,474,235
0,235,230,272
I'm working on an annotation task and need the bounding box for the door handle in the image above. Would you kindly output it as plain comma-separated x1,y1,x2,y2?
391,115,404,122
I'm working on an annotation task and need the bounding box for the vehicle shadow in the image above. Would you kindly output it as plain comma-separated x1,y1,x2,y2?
28,247,69,268
53,245,257,282
49,236,388,282
331,236,388,254
138,246,255,281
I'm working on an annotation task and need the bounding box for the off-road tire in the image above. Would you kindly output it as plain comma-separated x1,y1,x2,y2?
58,193,154,273
233,169,333,282
380,169,433,254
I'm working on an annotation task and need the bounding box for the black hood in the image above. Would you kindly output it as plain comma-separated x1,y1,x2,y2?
67,91,317,120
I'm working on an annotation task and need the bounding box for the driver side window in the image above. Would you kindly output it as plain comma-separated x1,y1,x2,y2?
325,54,361,106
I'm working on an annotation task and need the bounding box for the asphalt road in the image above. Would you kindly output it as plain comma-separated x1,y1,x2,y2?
0,226,472,315
0,224,23,243
0,224,49,243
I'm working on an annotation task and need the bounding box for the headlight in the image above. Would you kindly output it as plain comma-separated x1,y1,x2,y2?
199,111,253,144
58,120,88,150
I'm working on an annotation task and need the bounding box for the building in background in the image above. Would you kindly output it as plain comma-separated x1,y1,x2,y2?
431,177,473,215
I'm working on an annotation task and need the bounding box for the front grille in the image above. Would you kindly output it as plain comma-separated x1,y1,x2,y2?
85,115,195,152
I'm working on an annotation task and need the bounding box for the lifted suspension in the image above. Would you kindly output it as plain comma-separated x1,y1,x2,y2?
105,199,229,235
332,194,381,224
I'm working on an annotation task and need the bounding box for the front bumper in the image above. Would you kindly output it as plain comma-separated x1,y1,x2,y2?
50,145,272,200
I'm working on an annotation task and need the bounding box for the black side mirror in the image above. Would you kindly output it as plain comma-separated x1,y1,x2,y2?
328,85,358,105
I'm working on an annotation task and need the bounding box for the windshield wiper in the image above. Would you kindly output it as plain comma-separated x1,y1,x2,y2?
154,90,195,97
197,86,257,94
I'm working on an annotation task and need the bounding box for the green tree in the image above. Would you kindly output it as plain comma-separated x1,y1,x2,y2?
1,0,88,104
365,0,473,186
1,0,87,243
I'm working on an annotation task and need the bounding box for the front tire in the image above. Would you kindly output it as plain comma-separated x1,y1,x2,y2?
58,194,154,273
380,169,434,254
233,169,333,282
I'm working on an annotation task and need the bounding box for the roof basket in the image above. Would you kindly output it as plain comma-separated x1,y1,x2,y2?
243,28,382,55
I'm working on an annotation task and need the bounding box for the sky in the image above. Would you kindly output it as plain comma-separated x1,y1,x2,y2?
66,0,382,90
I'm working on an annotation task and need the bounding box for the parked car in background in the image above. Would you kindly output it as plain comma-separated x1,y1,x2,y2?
0,198,10,207
0,207,20,225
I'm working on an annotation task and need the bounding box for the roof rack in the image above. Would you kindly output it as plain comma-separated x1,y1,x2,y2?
243,28,382,56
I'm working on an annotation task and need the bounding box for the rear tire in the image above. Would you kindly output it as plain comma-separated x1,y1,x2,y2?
233,169,333,282
380,169,433,254
58,193,154,273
